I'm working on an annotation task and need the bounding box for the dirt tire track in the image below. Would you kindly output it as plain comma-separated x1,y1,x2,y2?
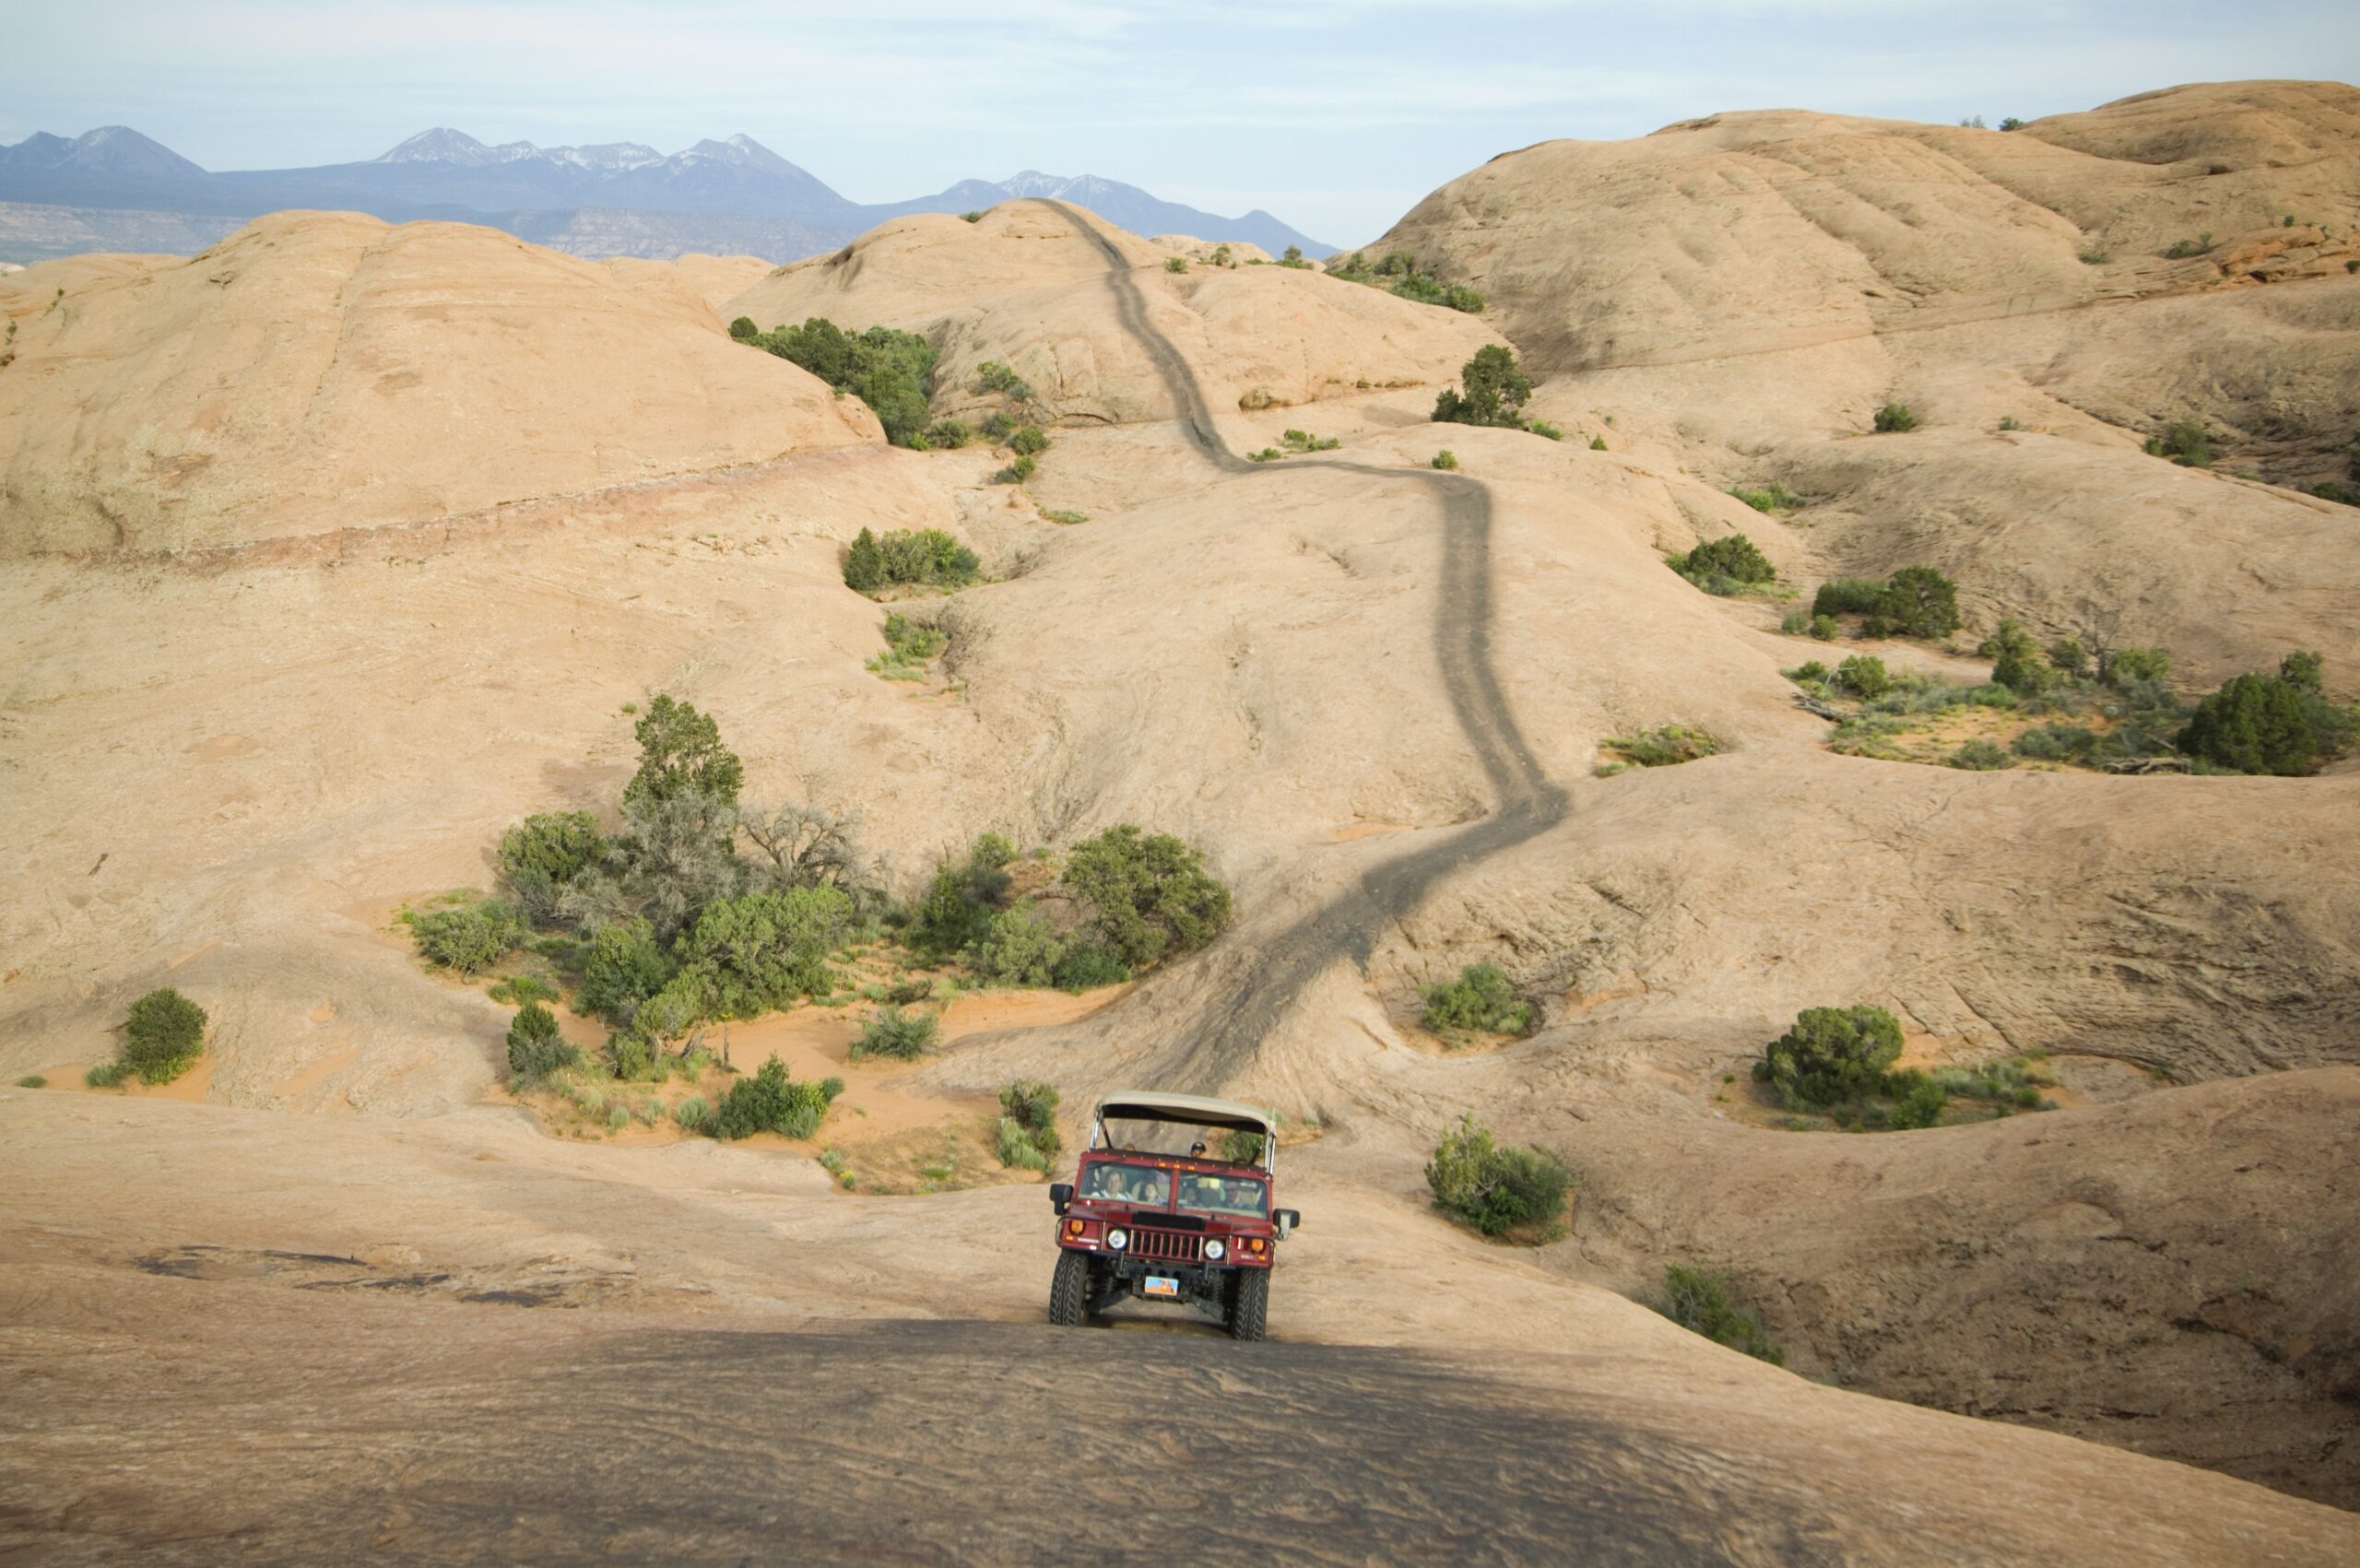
1044,203,1569,1088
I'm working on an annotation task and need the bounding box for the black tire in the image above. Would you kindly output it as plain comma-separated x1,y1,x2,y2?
1048,1250,1091,1326
1227,1267,1269,1342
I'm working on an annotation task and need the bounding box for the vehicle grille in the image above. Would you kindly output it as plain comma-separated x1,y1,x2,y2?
1129,1225,1204,1266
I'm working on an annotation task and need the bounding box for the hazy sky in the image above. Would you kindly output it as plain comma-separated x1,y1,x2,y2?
12,1,2360,242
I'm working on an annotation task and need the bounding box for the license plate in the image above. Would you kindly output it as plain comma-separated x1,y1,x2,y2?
1143,1276,1180,1298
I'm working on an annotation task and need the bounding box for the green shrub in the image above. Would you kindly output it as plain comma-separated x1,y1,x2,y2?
1753,1005,1904,1110
1780,610,1809,635
1164,255,1188,273
910,833,1017,957
1606,725,1719,767
1883,1069,1948,1130
1008,424,1050,456
498,812,608,924
2144,419,2212,466
123,986,207,1083
1246,447,1281,463
853,1005,939,1062
1834,655,1890,699
1050,941,1131,992
1528,419,1564,441
2105,646,2173,689
2161,233,2213,259
673,1095,713,1131
1651,1266,1784,1364
998,1079,1061,1162
625,694,743,811
712,1057,836,1139
1948,738,2013,771
1431,450,1458,470
994,454,1038,484
1872,402,1917,433
402,899,526,976
727,316,758,341
1039,507,1088,525
970,902,1065,986
2079,248,2108,265
87,1061,131,1089
2046,637,2091,679
1062,824,1233,969
2178,673,2321,775
1280,429,1339,453
1421,963,1532,1037
1669,534,1776,594
1424,1115,1572,1238
1221,1127,1268,1165
2312,480,2360,506
865,527,979,588
16,1075,44,1089
1433,345,1533,429
2013,723,2098,762
577,918,675,1024
1810,615,1839,641
974,360,1034,403
1729,483,1802,513
1211,244,1233,266
751,319,938,447
677,887,851,1017
843,526,887,591
961,210,983,223
1812,578,1885,618
2280,650,2323,692
506,1000,575,1079
922,419,972,449
1587,433,1608,451
996,1116,1050,1171
487,974,558,1006
1866,567,1962,639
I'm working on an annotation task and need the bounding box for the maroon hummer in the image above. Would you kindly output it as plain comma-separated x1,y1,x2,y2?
1044,1090,1301,1341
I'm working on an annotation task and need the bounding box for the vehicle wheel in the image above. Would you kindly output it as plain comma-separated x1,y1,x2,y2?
1048,1250,1091,1326
1226,1268,1268,1342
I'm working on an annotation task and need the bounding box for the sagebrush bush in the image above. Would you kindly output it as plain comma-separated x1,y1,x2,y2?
996,1116,1050,1171
1421,963,1532,1037
1605,725,1719,768
1062,824,1233,969
2145,419,2212,466
1280,429,1339,453
1432,450,1458,470
1834,655,1890,699
402,899,526,975
994,454,1038,484
1164,255,1188,273
1872,402,1917,433
1754,1005,1904,1110
1669,534,1776,594
853,1005,939,1062
1652,1265,1784,1364
1425,1115,1572,1239
673,1095,712,1130
1729,482,1801,513
1949,738,2013,771
124,986,207,1084
998,1079,1061,1161
712,1057,839,1139
87,1061,131,1089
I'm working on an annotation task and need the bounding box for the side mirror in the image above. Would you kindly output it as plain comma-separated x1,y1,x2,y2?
1049,1183,1074,1214
1273,1208,1300,1238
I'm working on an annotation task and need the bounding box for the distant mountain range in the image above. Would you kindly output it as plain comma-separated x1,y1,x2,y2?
0,126,1334,264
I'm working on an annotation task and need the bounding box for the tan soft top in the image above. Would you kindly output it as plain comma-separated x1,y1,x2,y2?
1096,1090,1277,1137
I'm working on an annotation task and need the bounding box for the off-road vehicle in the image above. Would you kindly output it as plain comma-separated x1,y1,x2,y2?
1044,1090,1301,1341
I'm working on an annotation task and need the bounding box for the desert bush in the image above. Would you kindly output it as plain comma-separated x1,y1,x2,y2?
2178,672,2323,775
1062,824,1233,969
487,974,558,1006
999,1079,1061,1158
1834,654,1890,699
577,917,675,1024
2000,116,2026,131
505,1001,574,1079
499,812,608,923
1442,284,1484,312
1039,507,1088,525
1587,433,1608,451
974,360,1034,404
1729,482,1801,513
862,527,978,589
1431,450,1458,470
403,899,526,975
922,419,972,449
1669,533,1776,594
2046,636,2092,680
1872,402,1917,433
87,1061,131,1088
970,902,1066,986
2281,649,2324,692
728,315,758,340
1421,963,1532,1037
2013,723,2098,762
996,1116,1049,1171
1947,738,2013,771
910,833,1017,957
1780,610,1809,635
712,1057,839,1140
1280,429,1340,453
2144,419,2212,466
1277,244,1311,269
753,318,938,447
1425,1115,1572,1239
124,986,207,1083
843,526,887,591
1753,1005,1904,1110
1246,448,1281,463
1434,345,1533,429
673,1095,712,1130
16,1076,44,1089
1605,725,1719,768
2104,646,2173,689
994,454,1038,484
962,209,983,222
1050,941,1131,992
1810,615,1839,641
853,1005,938,1062
1866,567,1963,639
1164,255,1188,273
868,611,947,679
1524,419,1563,441
1979,619,2054,695
1007,424,1051,457
677,886,851,1017
1811,578,1885,618
2161,233,2213,259
1651,1266,1784,1364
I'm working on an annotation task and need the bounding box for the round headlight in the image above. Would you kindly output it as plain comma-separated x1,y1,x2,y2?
1204,1239,1226,1261
1106,1228,1128,1251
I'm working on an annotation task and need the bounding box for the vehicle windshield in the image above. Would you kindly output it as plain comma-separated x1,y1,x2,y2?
1178,1173,1267,1217
1078,1161,1171,1206
1099,1116,1265,1164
